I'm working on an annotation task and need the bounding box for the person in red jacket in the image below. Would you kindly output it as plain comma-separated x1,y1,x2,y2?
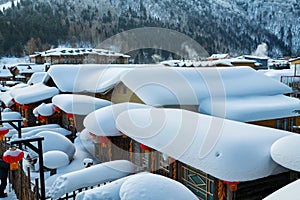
0,156,9,198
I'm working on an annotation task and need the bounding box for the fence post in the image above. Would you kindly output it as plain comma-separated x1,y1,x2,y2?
35,178,39,200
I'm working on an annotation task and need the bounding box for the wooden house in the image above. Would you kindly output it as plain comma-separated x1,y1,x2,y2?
29,48,130,65
115,108,298,200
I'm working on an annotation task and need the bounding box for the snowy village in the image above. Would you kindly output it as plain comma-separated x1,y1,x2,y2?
1,1,300,200
0,44,299,200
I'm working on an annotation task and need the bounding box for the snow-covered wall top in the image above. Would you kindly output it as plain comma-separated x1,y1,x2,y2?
52,94,112,115
47,64,147,93
120,66,292,106
199,95,300,122
83,103,151,136
27,72,49,85
10,83,59,105
116,108,292,182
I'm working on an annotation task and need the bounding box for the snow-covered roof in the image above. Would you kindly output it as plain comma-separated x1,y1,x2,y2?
48,64,147,93
208,53,230,59
52,94,112,115
0,67,13,78
10,63,45,74
33,103,55,117
116,108,292,182
10,83,59,105
199,95,300,122
83,103,151,137
27,72,49,85
47,160,139,199
38,47,130,58
270,135,300,172
120,66,292,106
76,173,198,200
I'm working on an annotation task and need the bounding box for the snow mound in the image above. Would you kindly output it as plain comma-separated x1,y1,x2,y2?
76,175,131,200
116,108,291,181
34,131,75,160
44,151,69,169
271,134,300,172
83,102,151,136
52,94,112,115
33,103,55,117
119,173,198,200
47,160,139,199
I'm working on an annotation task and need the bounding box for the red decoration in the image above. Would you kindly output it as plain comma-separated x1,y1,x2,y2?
98,136,109,144
54,106,61,112
2,147,24,170
140,144,151,153
0,126,9,141
22,105,29,110
224,181,239,192
66,113,74,120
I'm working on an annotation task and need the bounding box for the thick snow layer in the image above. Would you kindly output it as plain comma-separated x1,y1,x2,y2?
116,108,291,181
44,151,70,169
0,67,13,78
76,175,131,200
76,172,197,200
27,72,49,85
119,173,198,200
10,83,59,105
1,111,22,130
83,103,151,136
47,160,139,199
0,92,13,107
48,64,145,93
271,135,300,172
263,179,300,200
33,103,55,117
262,69,294,82
33,131,75,160
120,66,292,106
21,124,61,132
199,95,300,122
19,127,71,138
52,94,111,115
78,129,95,157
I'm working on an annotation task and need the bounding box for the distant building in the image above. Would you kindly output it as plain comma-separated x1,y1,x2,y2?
207,53,231,61
244,55,269,70
29,48,130,65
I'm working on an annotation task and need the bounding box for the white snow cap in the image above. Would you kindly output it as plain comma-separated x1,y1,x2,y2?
119,173,198,200
44,151,69,169
52,94,111,115
27,72,49,85
83,102,151,137
33,103,55,117
33,131,75,160
47,160,139,199
199,95,300,122
116,108,292,182
271,134,300,172
120,66,291,106
10,83,59,105
48,64,145,93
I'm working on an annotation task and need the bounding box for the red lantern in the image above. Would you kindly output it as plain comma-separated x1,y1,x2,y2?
66,113,74,120
140,143,151,153
0,126,9,141
2,147,24,170
39,115,47,123
224,181,239,192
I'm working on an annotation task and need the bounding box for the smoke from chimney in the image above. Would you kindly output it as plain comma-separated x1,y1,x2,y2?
252,43,268,57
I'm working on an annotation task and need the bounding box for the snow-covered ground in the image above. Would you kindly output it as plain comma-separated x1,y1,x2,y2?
0,57,28,66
